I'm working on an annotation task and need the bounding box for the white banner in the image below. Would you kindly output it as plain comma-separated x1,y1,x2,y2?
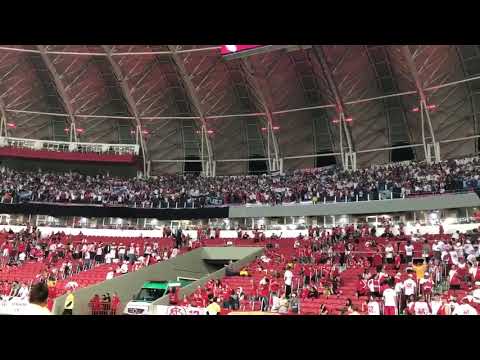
154,305,207,316
0,297,29,315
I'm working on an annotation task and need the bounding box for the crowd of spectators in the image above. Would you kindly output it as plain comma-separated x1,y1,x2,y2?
0,156,479,208
0,225,185,307
180,222,480,315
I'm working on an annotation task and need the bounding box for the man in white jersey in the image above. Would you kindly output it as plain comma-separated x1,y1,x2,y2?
382,280,397,315
405,241,414,264
452,298,478,315
367,296,381,315
403,274,417,297
411,295,431,315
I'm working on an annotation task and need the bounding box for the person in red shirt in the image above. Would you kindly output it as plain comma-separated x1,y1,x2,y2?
214,228,221,239
372,251,383,268
89,294,101,315
394,253,402,271
111,293,121,315
356,275,368,298
168,287,179,306
259,280,270,311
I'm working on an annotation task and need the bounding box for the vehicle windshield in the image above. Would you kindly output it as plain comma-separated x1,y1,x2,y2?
134,288,166,302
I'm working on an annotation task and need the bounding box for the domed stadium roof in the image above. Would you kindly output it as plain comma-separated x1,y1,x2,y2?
0,45,479,174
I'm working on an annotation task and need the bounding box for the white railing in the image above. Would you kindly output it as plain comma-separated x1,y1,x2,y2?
0,136,140,156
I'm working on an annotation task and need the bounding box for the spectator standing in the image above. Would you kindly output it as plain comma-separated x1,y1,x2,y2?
284,265,293,298
63,288,75,315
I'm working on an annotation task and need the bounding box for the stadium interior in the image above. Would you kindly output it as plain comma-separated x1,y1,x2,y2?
1,45,480,316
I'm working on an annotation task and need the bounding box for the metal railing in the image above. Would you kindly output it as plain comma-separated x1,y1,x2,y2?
0,136,139,156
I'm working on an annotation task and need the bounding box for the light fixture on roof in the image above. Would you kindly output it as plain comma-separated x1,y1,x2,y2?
6,123,16,129
196,129,215,135
345,117,353,123
412,104,436,112
261,126,280,131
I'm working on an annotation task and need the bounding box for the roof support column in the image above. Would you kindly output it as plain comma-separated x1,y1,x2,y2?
0,98,9,137
311,46,355,170
102,46,148,176
239,59,280,172
401,46,440,163
37,45,78,142
167,46,214,177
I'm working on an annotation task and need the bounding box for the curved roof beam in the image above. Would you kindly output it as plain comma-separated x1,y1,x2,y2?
454,46,479,138
102,45,149,174
364,46,414,148
311,46,354,155
0,97,9,136
239,59,280,170
401,45,439,160
36,45,78,142
167,45,213,170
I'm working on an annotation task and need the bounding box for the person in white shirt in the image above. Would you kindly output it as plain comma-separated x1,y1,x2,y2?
383,284,397,315
106,269,114,280
411,295,431,315
404,241,414,263
170,248,179,258
17,283,30,300
367,296,381,315
270,293,281,312
284,266,293,298
403,274,417,297
18,252,26,263
21,282,51,315
452,300,478,315
384,243,394,264
120,262,129,274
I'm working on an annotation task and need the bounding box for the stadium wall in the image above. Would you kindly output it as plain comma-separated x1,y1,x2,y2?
228,193,480,218
0,202,229,220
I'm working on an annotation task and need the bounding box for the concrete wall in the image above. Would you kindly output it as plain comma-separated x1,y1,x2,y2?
52,247,263,315
228,193,480,218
